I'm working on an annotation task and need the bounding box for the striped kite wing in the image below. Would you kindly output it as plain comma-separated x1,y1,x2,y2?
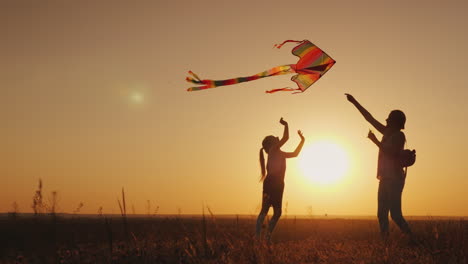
289,40,336,92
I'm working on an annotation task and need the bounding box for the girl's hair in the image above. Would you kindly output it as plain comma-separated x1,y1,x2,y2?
389,110,406,130
259,148,266,181
259,136,277,181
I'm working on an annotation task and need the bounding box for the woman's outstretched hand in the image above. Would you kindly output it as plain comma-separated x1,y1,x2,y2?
298,130,305,140
280,117,288,126
345,93,357,104
368,129,377,142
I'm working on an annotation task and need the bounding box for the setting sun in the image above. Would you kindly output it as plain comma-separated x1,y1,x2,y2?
298,140,349,185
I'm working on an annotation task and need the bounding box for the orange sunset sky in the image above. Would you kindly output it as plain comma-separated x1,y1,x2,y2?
2,0,468,216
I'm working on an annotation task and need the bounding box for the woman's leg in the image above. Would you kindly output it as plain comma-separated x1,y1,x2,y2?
389,180,411,234
378,181,390,238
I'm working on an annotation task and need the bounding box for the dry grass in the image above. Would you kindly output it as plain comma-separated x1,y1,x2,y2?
0,215,466,264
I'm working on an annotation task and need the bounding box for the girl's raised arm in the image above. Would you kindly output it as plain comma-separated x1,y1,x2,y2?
284,130,305,158
278,117,289,148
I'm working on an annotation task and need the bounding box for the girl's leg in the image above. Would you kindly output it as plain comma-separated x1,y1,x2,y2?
267,203,282,238
256,193,270,237
266,184,284,240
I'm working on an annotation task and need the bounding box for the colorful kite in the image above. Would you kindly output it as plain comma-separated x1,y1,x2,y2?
186,40,336,93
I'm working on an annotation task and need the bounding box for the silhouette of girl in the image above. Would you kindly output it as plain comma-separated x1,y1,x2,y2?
256,118,305,240
345,94,412,238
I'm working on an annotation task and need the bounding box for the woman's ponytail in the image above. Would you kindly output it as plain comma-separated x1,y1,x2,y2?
259,148,266,182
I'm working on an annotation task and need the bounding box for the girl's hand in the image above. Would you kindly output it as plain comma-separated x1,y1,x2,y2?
345,93,356,103
368,129,377,142
298,130,305,140
280,117,288,126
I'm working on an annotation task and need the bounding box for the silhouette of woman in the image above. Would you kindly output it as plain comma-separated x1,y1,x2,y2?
345,94,412,238
256,118,305,240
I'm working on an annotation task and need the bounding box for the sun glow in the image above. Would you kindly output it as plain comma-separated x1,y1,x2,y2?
298,140,350,185
130,91,144,104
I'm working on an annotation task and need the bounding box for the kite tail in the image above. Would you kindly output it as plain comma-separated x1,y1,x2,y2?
273,40,306,49
265,87,301,94
186,65,295,92
186,71,215,91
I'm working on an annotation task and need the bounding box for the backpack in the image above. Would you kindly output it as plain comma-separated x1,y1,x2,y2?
400,149,416,167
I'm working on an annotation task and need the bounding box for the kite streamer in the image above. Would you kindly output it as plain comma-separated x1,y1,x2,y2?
186,40,336,93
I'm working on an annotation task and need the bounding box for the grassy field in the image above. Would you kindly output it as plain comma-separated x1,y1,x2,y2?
1,214,466,264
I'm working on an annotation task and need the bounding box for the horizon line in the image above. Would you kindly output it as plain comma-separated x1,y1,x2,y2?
1,212,466,219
